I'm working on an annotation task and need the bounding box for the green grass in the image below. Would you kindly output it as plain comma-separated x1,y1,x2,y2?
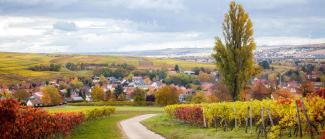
45,105,163,113
45,105,111,113
68,112,140,139
142,114,321,139
44,105,163,139
115,106,163,112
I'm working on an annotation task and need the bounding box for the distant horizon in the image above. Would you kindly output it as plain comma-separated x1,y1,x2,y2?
0,42,324,54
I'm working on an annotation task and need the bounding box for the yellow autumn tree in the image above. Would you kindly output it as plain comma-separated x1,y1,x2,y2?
91,84,105,101
42,85,62,105
155,85,179,106
212,1,256,101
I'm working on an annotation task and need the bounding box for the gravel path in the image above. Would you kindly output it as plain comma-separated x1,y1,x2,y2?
120,114,165,139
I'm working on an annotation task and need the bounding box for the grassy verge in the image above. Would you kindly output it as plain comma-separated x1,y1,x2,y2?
68,112,140,139
142,114,320,139
45,105,163,139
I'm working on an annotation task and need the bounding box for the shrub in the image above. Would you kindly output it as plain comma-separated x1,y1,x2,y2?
84,106,116,120
0,99,84,138
68,101,154,106
191,92,207,104
132,88,146,104
29,63,61,71
164,73,199,87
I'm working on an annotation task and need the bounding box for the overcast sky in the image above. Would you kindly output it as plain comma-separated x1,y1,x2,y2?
0,0,324,53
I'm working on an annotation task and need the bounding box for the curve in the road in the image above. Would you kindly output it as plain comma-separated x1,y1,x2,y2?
120,114,165,139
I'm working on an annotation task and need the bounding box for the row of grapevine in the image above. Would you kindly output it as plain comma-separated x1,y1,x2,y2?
165,94,325,138
0,99,115,139
83,106,116,120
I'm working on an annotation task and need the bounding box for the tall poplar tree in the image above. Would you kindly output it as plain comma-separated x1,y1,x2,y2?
212,1,256,101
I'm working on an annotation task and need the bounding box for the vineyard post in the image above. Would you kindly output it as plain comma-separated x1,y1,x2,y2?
214,117,218,132
203,108,207,128
267,109,274,126
301,98,314,139
249,105,253,134
261,107,266,136
233,105,237,128
203,115,207,128
223,106,228,131
245,106,249,133
295,100,302,137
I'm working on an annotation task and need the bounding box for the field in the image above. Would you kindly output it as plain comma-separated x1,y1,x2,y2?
142,114,320,139
44,105,163,139
159,97,325,139
0,52,214,84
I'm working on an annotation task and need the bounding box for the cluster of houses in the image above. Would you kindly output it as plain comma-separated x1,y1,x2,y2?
23,76,166,106
1,62,323,106
14,70,220,106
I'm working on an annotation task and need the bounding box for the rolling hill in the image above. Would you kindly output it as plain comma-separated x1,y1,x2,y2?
0,52,214,84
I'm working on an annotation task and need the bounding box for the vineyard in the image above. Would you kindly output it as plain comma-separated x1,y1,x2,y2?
0,99,115,139
165,94,325,139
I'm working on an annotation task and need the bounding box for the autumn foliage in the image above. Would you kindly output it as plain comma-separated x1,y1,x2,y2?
174,105,203,126
165,95,325,138
155,85,179,106
315,88,325,99
0,99,84,139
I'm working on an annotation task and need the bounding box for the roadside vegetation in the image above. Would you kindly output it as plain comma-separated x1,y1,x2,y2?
143,114,319,139
45,105,163,139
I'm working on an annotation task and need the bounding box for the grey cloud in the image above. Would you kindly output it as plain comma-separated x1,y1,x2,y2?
53,21,78,31
0,0,324,53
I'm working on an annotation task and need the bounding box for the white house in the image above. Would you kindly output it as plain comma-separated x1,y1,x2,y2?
27,92,43,107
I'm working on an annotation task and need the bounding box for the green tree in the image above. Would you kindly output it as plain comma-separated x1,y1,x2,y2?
191,92,207,104
155,85,179,106
114,84,124,99
164,73,199,87
91,84,105,101
70,77,84,89
132,88,146,103
212,1,256,101
174,64,180,73
258,61,270,69
192,67,201,75
105,90,112,101
185,93,194,102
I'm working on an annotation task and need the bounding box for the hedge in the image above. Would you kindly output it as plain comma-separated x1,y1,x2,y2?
0,99,84,139
68,101,154,106
0,99,116,139
83,106,116,120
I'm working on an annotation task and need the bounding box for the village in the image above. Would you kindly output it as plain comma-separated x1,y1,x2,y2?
1,0,325,138
0,58,324,107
